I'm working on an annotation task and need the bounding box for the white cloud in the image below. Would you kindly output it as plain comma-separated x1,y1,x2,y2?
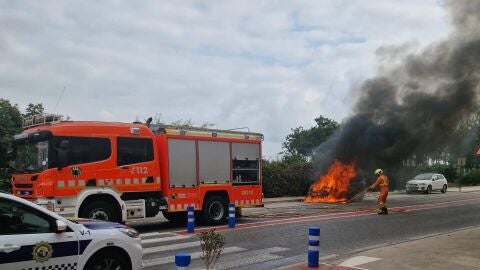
0,0,451,158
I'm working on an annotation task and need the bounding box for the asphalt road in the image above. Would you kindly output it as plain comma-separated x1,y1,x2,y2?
133,190,480,269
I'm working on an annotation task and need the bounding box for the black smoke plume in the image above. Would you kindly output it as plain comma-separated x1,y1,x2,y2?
312,0,480,189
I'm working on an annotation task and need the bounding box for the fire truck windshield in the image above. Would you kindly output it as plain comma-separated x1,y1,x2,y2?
14,140,49,173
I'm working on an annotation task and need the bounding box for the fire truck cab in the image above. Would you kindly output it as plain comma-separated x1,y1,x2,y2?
10,115,263,225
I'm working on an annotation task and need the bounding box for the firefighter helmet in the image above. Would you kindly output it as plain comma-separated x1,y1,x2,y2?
375,168,383,175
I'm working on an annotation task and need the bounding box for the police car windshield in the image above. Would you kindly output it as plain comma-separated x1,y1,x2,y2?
14,140,49,173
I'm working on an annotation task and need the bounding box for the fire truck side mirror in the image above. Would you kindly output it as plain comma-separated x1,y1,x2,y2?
57,140,70,169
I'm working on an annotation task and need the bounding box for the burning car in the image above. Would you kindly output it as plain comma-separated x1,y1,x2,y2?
305,160,367,203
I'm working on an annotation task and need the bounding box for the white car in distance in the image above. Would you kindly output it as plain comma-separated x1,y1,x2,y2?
406,173,448,194
405,173,448,194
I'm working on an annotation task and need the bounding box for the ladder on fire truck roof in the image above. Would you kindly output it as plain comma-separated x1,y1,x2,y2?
22,114,64,129
150,124,264,140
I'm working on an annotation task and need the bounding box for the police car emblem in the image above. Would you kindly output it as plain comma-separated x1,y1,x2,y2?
32,241,53,263
71,166,82,178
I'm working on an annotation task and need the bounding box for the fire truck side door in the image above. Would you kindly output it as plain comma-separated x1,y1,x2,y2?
53,137,112,193
116,137,158,192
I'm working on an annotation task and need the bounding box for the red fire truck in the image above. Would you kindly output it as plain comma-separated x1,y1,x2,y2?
10,114,263,225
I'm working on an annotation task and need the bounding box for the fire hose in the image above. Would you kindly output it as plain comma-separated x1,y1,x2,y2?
323,187,371,212
344,187,370,204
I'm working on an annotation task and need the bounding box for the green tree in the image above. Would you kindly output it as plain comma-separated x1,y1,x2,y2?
23,103,45,118
0,99,23,191
282,116,339,158
0,99,23,168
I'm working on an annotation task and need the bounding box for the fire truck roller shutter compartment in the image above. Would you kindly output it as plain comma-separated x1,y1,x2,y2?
168,139,197,187
232,143,260,160
198,141,230,184
232,143,260,184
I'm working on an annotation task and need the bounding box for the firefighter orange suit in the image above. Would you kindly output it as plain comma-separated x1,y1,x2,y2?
369,175,389,210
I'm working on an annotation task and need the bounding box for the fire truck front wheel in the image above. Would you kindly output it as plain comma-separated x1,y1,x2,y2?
201,195,228,226
79,200,121,223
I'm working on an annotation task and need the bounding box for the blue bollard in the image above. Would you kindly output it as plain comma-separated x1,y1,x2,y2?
187,206,194,233
228,203,236,228
175,253,191,270
308,227,320,267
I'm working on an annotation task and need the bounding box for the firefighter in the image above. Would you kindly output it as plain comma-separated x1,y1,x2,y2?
369,168,389,215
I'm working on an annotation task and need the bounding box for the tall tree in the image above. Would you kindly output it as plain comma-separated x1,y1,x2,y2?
282,116,339,158
23,103,44,118
0,99,23,167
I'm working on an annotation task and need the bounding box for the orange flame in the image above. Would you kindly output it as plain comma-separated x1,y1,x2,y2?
305,160,357,203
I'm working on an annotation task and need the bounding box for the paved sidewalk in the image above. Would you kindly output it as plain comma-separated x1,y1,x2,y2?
283,226,480,270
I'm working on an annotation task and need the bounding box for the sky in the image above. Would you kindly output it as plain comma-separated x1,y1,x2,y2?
0,1,452,158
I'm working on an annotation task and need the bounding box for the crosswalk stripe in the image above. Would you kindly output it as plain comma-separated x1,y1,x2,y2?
140,231,177,238
143,246,246,268
339,256,381,267
141,234,192,245
143,241,201,254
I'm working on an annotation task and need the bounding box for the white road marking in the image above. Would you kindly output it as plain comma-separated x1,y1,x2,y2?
339,256,381,267
143,241,201,254
141,234,191,244
143,246,246,267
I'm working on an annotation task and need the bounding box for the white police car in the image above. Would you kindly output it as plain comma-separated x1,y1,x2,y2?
0,191,142,270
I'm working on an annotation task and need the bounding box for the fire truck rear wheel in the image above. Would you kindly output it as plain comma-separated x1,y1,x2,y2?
80,200,121,223
201,195,228,226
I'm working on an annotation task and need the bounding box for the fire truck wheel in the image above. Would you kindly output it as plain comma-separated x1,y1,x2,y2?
201,195,228,226
79,200,120,223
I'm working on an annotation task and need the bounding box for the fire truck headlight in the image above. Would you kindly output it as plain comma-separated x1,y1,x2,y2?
118,227,139,238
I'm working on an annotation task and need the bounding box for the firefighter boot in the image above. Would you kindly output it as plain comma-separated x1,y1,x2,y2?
382,207,388,215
